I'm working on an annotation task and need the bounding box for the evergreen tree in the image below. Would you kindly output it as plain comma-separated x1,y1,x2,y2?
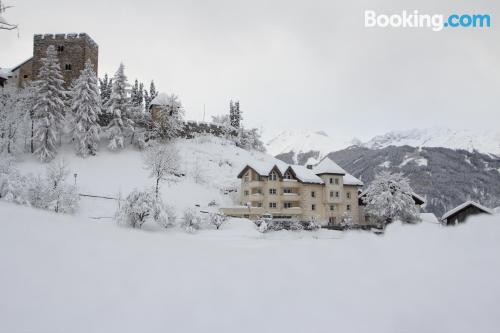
32,45,67,162
70,59,101,157
144,80,158,111
229,99,242,128
106,63,133,150
98,73,113,126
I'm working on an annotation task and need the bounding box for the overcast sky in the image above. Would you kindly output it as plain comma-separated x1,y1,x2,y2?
1,0,499,142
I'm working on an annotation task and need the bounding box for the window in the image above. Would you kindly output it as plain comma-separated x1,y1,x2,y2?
329,178,333,184
269,202,277,209
244,176,249,183
256,202,262,207
335,191,339,198
329,217,336,224
269,188,277,195
330,191,334,198
64,64,72,71
311,191,315,198
57,45,64,52
284,171,293,180
283,188,292,194
347,204,351,211
269,171,278,181
23,75,28,79
346,192,351,199
311,204,316,211
335,178,339,185
284,202,292,209
330,205,335,211
244,190,249,196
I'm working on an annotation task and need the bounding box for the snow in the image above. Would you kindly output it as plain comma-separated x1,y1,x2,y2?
441,201,494,221
363,128,500,156
15,136,283,216
420,212,439,224
343,173,363,186
399,156,428,167
379,161,391,168
313,157,347,175
149,92,171,107
2,202,500,332
289,164,323,184
265,129,358,159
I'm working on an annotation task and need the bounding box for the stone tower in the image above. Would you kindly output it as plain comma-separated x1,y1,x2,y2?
32,33,98,87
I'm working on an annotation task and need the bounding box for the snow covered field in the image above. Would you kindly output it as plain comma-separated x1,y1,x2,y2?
1,201,500,333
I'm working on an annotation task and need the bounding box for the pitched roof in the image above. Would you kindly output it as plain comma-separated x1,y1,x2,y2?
441,201,493,221
313,157,346,175
237,160,288,178
10,57,33,72
343,173,363,186
288,165,323,184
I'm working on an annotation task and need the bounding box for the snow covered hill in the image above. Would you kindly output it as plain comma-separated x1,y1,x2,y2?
265,129,360,163
14,136,281,218
363,128,500,157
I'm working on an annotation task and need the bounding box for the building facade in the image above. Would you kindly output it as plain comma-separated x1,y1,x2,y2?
221,158,365,227
1,32,98,89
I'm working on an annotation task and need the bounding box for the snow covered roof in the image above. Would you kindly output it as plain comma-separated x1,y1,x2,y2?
343,173,363,186
441,201,494,221
238,160,289,178
10,57,33,72
0,68,11,79
288,165,323,184
150,93,170,107
313,157,346,175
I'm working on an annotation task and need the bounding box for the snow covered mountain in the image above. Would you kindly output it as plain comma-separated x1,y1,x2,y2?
265,130,360,163
363,128,500,157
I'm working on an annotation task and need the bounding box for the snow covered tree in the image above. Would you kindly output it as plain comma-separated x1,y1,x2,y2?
0,87,25,154
207,212,227,230
32,45,68,162
45,159,79,213
70,60,101,157
98,73,113,126
229,100,243,129
153,93,185,142
144,80,158,112
236,127,265,152
143,143,180,197
362,171,420,225
0,155,27,204
130,79,144,108
105,63,134,150
116,188,168,228
182,207,201,233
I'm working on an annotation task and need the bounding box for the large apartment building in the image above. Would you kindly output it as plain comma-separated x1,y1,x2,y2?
221,158,366,227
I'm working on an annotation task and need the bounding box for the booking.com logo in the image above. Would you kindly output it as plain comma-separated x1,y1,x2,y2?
365,10,491,31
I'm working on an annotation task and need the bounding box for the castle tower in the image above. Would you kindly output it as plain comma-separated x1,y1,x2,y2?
32,33,98,87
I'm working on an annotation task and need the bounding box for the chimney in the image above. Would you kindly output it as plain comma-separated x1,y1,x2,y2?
306,165,313,170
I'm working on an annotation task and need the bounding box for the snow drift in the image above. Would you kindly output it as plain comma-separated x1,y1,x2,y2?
1,201,499,333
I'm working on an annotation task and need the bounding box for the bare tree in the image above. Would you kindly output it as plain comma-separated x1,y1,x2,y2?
143,143,180,198
0,1,18,31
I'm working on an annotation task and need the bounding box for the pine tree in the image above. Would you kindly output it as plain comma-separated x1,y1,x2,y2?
98,74,113,126
229,99,242,128
32,45,67,162
144,80,158,111
70,59,101,157
106,63,133,150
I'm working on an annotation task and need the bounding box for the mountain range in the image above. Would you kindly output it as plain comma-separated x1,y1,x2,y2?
269,128,500,216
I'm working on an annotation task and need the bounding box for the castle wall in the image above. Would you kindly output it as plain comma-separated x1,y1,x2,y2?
32,33,98,87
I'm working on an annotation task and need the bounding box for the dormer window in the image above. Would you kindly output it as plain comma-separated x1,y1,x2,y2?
284,171,293,180
269,171,278,181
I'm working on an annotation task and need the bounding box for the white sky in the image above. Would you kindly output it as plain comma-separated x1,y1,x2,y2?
1,0,499,141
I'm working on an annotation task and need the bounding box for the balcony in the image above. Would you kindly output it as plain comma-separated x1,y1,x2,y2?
282,179,300,187
248,193,264,200
282,207,303,215
282,192,300,199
